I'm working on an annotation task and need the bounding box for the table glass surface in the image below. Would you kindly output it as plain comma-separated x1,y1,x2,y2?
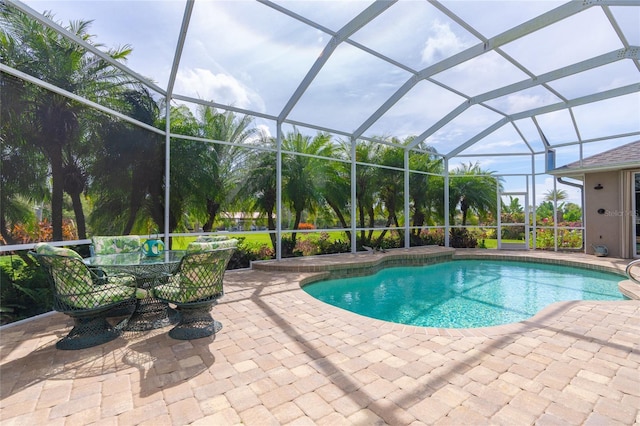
83,250,186,268
83,251,186,331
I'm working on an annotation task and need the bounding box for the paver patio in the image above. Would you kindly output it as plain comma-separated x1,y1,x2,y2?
1,249,639,425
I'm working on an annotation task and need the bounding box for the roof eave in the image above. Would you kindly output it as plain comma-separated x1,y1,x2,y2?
548,162,640,177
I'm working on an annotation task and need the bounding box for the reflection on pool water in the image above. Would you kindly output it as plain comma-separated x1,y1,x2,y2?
303,260,626,328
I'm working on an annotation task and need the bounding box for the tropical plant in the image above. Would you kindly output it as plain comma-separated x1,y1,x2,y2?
373,143,405,246
562,202,582,223
238,132,277,249
407,139,442,233
354,140,383,246
281,129,335,247
89,88,164,235
544,188,568,202
196,105,256,232
502,195,524,215
536,201,555,223
0,6,138,240
319,143,351,242
448,162,502,227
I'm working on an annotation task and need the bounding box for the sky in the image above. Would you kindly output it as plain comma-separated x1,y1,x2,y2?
18,0,640,206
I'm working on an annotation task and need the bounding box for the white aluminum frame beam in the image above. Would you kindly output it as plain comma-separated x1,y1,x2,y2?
163,0,194,247
0,63,165,135
5,0,166,95
276,0,396,123
353,0,621,140
406,46,639,150
446,82,640,158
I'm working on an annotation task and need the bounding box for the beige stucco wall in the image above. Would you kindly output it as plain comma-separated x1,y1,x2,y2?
584,172,622,258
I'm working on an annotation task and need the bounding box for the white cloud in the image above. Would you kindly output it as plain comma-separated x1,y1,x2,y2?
256,124,272,139
421,20,467,64
470,139,521,152
174,68,264,111
506,94,545,113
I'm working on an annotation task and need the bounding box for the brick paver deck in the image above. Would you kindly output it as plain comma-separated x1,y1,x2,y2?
1,249,639,425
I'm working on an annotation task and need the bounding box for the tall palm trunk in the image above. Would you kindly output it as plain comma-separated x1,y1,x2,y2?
48,147,65,241
358,205,366,243
412,210,425,235
461,198,469,227
68,192,85,239
202,199,220,232
267,212,277,251
291,210,303,246
326,199,351,242
367,206,375,243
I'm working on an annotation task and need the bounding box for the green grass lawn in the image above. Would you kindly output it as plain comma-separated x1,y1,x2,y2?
172,231,352,250
171,231,527,251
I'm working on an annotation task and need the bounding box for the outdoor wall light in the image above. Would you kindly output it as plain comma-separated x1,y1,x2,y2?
594,184,603,190
597,208,606,214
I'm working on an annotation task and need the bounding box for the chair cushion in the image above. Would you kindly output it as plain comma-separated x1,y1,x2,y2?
107,274,137,287
66,284,137,309
186,239,238,252
152,249,232,304
91,235,142,255
33,247,137,310
153,280,220,304
195,235,230,242
34,242,83,260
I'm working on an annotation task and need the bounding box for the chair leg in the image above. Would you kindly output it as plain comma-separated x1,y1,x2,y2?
57,315,121,350
168,304,222,340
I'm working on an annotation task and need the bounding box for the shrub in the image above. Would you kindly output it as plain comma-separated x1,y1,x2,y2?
227,238,275,269
535,222,583,249
311,232,350,255
418,228,445,246
379,233,402,250
449,228,477,248
297,223,316,230
0,218,78,244
281,236,297,257
293,238,318,256
0,253,51,325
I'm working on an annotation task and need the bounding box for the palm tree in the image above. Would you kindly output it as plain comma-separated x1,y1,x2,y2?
543,188,568,223
1,6,137,240
354,140,383,246
281,130,334,246
89,88,164,235
544,188,568,202
374,143,405,246
240,135,277,249
449,162,502,227
0,71,49,245
320,150,352,242
160,104,206,233
408,140,442,234
197,106,256,232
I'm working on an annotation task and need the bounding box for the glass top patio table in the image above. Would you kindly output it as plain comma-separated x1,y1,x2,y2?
83,250,186,275
83,251,186,331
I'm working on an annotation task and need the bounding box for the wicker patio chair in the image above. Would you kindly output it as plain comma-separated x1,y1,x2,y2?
31,243,138,350
89,235,142,316
152,245,235,340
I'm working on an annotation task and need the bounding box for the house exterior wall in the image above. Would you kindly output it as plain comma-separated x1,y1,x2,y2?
584,172,622,258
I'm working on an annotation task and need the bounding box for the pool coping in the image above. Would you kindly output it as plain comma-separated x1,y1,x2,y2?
250,247,640,337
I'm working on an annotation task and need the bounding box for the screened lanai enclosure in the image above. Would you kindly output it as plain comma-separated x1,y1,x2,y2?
1,0,640,267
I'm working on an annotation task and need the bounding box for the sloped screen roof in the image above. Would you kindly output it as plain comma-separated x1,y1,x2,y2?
7,0,640,180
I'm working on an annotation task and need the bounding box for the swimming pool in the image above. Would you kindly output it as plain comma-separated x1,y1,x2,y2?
303,260,626,328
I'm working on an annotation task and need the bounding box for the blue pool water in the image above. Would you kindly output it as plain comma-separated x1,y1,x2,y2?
303,260,626,328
